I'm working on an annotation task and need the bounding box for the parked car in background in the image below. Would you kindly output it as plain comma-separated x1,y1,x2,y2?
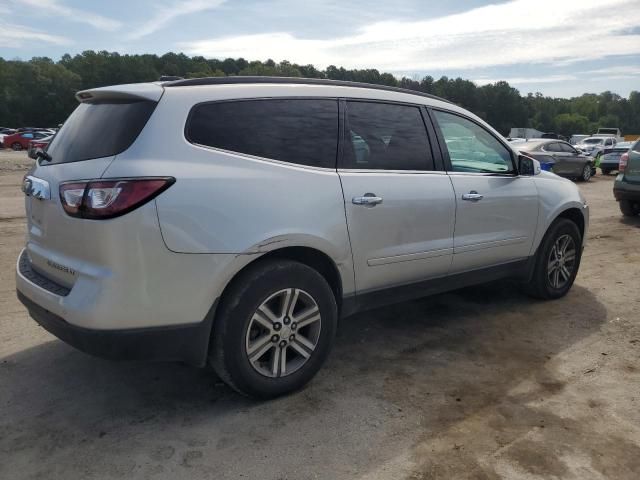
595,127,624,142
518,139,595,181
27,136,53,159
16,77,589,398
0,127,16,147
508,127,543,139
569,134,589,145
600,141,633,175
2,131,50,150
613,139,640,216
541,132,568,141
575,136,616,159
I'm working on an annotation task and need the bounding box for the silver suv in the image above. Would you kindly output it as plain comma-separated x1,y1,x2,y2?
17,77,589,398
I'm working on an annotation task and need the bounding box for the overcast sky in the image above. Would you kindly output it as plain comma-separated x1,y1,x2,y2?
1,0,639,98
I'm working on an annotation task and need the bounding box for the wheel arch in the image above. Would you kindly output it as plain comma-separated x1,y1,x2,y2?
556,207,585,239
219,246,345,316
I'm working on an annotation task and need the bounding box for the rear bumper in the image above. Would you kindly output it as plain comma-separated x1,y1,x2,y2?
600,160,620,168
614,176,640,201
614,185,640,201
17,290,215,366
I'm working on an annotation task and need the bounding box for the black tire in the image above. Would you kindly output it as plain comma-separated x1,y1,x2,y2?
524,218,582,300
619,200,639,217
601,168,611,175
11,142,22,151
578,163,592,182
210,259,338,398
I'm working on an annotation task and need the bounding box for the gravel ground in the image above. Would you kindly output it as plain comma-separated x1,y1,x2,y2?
0,149,639,479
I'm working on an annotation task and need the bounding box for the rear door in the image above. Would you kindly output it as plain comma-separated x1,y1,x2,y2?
338,100,455,293
542,142,571,175
430,109,538,272
23,92,160,285
558,142,589,175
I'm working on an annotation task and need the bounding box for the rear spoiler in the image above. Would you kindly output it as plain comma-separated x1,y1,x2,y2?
76,83,164,103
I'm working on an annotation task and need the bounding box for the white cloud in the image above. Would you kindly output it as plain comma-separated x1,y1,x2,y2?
581,65,640,77
0,21,70,47
16,0,121,31
474,75,578,85
127,0,226,40
180,0,640,72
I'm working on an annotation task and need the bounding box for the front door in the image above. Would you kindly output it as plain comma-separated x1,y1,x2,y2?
431,109,539,272
339,101,456,293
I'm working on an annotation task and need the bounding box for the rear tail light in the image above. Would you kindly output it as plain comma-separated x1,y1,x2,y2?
619,152,629,172
59,177,175,219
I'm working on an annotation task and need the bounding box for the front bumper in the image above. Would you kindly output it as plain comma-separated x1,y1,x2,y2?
17,290,215,366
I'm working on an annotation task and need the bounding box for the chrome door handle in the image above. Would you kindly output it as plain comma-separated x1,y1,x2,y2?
462,191,483,202
352,194,383,206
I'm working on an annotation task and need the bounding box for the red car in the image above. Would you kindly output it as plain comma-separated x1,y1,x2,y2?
3,131,50,150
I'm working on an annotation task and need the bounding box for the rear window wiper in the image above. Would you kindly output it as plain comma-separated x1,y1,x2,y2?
36,149,53,163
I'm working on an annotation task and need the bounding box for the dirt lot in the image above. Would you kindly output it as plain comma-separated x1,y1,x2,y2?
1,149,639,479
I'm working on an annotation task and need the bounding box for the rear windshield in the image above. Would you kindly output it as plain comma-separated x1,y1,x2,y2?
45,100,156,164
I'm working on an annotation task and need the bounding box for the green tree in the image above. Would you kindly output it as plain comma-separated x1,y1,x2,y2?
554,113,590,137
1,51,639,136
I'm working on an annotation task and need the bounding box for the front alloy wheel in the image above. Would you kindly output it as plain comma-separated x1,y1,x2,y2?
523,218,582,299
547,234,577,289
246,288,321,378
581,164,592,181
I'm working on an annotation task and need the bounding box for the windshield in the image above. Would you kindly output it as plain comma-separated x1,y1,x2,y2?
46,100,156,165
582,138,604,145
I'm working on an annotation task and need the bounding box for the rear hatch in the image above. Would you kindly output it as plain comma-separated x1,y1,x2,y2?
23,84,162,287
602,147,626,166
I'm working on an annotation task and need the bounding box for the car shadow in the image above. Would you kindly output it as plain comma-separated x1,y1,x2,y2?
620,215,640,227
0,281,608,479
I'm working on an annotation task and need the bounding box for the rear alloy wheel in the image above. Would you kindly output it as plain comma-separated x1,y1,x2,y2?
245,288,321,378
619,199,639,217
210,259,337,398
524,218,582,299
11,142,22,151
580,163,592,182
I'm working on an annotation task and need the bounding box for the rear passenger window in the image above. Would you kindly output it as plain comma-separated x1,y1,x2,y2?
343,101,434,171
545,142,562,153
559,143,576,153
187,99,338,168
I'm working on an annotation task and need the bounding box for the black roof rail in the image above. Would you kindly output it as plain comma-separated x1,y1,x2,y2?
163,76,451,104
159,75,184,81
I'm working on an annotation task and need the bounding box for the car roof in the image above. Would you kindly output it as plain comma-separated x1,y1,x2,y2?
515,139,556,149
162,76,452,104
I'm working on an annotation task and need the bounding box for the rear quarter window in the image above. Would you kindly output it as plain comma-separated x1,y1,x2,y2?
186,99,338,169
46,100,157,165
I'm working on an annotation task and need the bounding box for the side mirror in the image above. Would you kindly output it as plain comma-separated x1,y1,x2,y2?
518,154,541,176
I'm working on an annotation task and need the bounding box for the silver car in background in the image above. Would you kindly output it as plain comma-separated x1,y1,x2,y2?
16,77,589,398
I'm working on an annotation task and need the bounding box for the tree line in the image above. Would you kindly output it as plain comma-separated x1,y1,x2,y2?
1,51,639,136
